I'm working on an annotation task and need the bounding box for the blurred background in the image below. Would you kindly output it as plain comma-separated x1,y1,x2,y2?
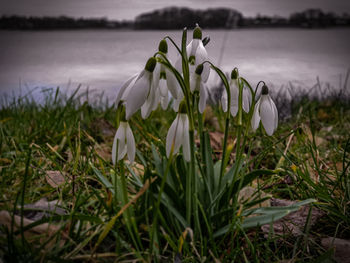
0,0,349,101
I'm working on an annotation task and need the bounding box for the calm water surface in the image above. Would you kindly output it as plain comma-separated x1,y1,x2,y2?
0,29,349,99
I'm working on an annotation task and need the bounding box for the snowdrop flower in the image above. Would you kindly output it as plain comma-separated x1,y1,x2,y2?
112,121,136,164
221,69,252,117
166,111,190,162
251,85,278,136
190,64,208,113
242,84,252,113
115,57,157,120
149,39,182,112
175,25,210,82
221,69,239,117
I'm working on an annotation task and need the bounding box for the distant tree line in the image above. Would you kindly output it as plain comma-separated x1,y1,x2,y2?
0,15,133,30
1,7,349,30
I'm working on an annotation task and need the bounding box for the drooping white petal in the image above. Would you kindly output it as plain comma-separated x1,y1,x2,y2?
201,63,210,83
166,114,182,157
271,97,278,131
251,99,261,131
116,73,138,105
195,41,208,65
160,92,169,110
199,83,208,113
112,122,128,164
152,63,161,91
172,91,184,112
173,114,184,155
242,86,252,113
190,73,201,92
181,114,191,162
230,104,238,117
159,78,168,97
175,56,182,74
125,70,151,120
165,68,179,99
260,95,276,136
187,39,199,59
152,86,161,111
141,97,152,119
221,88,228,112
125,122,135,163
141,82,158,119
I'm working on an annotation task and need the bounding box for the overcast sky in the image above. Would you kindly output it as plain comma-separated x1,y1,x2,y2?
1,0,350,20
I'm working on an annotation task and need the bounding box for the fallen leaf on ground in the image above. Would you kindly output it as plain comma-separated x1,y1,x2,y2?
321,237,350,263
261,198,324,237
302,124,326,147
238,186,271,208
95,143,112,161
90,118,116,140
0,210,67,249
45,170,69,188
22,198,66,221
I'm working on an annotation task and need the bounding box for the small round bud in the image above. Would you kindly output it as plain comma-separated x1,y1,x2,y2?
195,64,204,75
145,57,157,72
231,69,238,80
158,39,168,53
193,25,202,40
261,85,269,95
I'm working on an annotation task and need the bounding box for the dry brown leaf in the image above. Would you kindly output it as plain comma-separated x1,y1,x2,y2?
238,186,271,208
45,170,69,188
95,143,112,161
0,210,66,249
22,198,66,221
261,198,324,237
0,158,12,165
336,162,344,171
321,237,350,263
124,160,145,177
302,124,326,147
306,160,319,184
204,107,221,131
90,118,116,140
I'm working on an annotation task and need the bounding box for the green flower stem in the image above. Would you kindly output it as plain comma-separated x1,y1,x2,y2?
227,78,244,202
179,28,197,227
219,114,231,189
193,95,203,241
205,62,231,190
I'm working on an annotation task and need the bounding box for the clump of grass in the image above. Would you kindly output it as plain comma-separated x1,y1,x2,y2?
0,80,348,262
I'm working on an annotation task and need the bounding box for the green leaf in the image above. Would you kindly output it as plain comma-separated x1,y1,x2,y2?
241,211,290,229
91,163,114,195
152,143,163,175
242,198,316,228
213,199,316,237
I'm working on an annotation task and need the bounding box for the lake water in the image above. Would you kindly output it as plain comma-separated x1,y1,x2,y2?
0,29,349,100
